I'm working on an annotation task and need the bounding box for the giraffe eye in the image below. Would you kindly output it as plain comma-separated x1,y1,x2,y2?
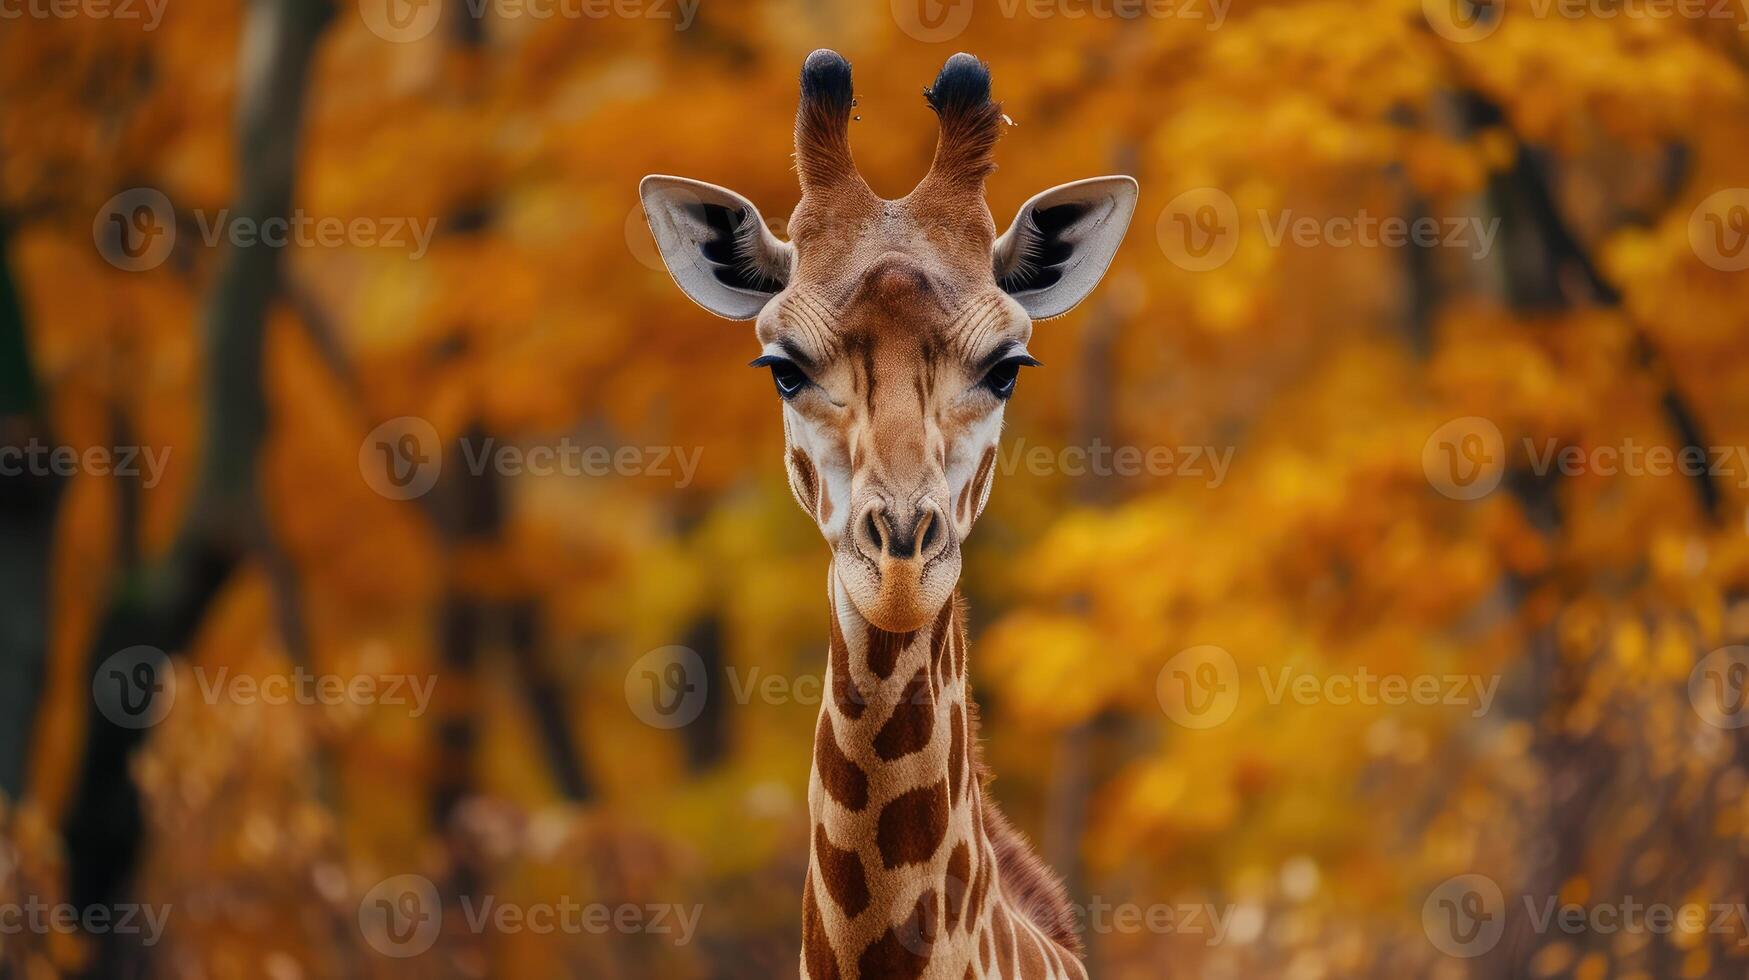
981,355,1039,400
750,355,811,399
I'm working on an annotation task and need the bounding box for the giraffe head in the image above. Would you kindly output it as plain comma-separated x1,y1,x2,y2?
642,50,1136,632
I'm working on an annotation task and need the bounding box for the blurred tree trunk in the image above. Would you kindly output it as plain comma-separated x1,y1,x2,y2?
679,613,730,772
0,219,60,800
1423,86,1717,977
61,0,331,971
426,423,595,971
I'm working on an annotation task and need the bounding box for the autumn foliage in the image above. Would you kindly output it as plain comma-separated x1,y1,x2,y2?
2,0,1749,976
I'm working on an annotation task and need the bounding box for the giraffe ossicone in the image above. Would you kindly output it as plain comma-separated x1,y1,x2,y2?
642,48,1137,980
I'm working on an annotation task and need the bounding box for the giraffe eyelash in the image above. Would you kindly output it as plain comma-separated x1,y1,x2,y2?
750,354,812,399
980,354,1039,399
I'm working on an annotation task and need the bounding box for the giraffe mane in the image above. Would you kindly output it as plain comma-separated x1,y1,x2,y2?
966,685,1085,955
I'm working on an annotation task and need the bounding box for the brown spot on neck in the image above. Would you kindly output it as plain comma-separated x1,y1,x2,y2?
813,824,871,920
865,624,917,680
873,666,936,761
856,887,939,979
877,780,949,869
803,876,843,980
814,711,868,812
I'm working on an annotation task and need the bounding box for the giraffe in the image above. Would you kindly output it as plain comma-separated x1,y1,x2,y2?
640,49,1137,979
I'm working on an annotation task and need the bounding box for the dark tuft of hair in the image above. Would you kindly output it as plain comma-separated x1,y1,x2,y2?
795,49,863,192
921,53,1002,186
923,52,992,117
800,48,854,113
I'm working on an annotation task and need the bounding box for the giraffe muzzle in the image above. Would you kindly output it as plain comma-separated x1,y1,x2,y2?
842,494,959,632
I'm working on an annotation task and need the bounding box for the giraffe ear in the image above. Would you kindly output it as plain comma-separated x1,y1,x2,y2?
640,175,793,320
993,176,1138,320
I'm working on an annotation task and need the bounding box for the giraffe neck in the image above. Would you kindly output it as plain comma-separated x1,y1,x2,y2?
802,566,979,979
802,564,1087,980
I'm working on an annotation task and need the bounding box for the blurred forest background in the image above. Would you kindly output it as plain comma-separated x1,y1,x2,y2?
3,0,1749,976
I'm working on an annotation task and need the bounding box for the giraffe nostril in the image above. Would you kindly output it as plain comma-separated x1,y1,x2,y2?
864,508,886,553
858,500,946,562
